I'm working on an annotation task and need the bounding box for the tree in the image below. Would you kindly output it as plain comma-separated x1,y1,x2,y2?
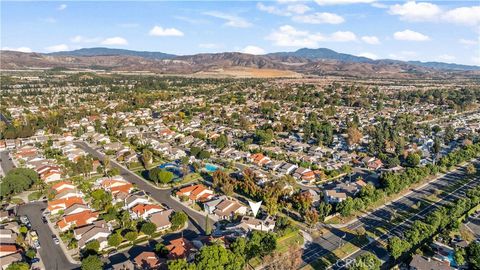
350,252,381,270
387,236,410,259
406,152,421,167
171,211,188,230
148,167,162,186
103,157,110,176
155,243,169,256
107,233,123,248
124,231,138,244
454,248,466,266
84,240,100,254
338,197,354,217
467,242,480,269
81,255,104,270
347,126,362,146
140,222,157,237
6,262,29,270
195,244,244,270
467,164,477,175
317,202,332,221
142,149,152,169
158,169,174,185
168,259,196,270
25,249,36,259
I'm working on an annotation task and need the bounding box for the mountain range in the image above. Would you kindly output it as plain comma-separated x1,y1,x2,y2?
2,47,479,78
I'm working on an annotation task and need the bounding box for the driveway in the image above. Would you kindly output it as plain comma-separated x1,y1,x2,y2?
74,141,214,236
17,202,79,270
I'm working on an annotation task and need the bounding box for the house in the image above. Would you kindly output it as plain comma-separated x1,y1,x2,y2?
134,251,161,269
51,181,76,193
57,210,99,231
0,252,22,270
77,227,111,250
110,260,135,270
278,163,298,175
203,196,227,215
130,204,164,219
54,189,83,200
166,237,196,261
47,196,85,215
301,189,321,206
324,190,347,203
0,211,11,222
0,229,17,244
73,220,109,240
64,204,92,216
249,153,271,166
0,244,20,257
409,255,452,270
124,193,149,210
104,142,123,152
150,210,173,231
229,215,276,233
176,184,214,203
213,199,247,220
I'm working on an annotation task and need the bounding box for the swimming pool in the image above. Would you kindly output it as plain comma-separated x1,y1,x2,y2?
205,163,219,172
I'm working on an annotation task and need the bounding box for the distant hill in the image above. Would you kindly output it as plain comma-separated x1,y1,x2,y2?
406,61,480,71
268,48,373,63
48,47,176,59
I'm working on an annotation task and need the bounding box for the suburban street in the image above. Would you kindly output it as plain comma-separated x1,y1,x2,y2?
17,202,80,270
0,150,15,175
301,160,480,269
74,141,215,236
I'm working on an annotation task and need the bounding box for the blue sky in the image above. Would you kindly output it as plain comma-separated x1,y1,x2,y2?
2,1,479,65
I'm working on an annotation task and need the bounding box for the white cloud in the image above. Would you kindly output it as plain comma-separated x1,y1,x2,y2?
361,35,380,44
57,4,67,11
204,11,252,28
286,4,311,14
257,3,311,16
292,12,344,24
315,0,375,5
443,6,480,26
266,25,357,47
358,52,378,59
1,46,32,53
330,31,357,42
101,37,128,45
149,26,184,37
45,44,69,52
388,1,442,21
242,45,266,55
459,38,479,46
393,29,430,41
70,35,100,43
437,54,456,61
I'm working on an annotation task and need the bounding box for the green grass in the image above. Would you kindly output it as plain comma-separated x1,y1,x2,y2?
28,191,43,201
276,231,304,253
10,197,24,204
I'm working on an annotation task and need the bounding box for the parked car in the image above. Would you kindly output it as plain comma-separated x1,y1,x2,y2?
42,216,47,223
31,258,40,263
52,235,60,245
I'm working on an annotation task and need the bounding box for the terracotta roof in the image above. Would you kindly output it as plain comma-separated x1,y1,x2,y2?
47,196,84,211
166,238,194,260
131,204,163,216
134,251,160,269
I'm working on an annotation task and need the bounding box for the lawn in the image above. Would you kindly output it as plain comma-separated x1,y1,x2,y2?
28,191,43,201
276,231,304,253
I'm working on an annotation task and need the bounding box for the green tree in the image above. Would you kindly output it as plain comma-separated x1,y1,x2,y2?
467,242,480,269
84,240,100,254
158,169,174,185
142,149,152,169
107,233,123,248
388,236,410,259
171,211,188,230
467,164,477,175
25,249,36,259
124,231,138,244
154,243,169,256
6,262,29,270
140,222,157,237
406,152,421,167
454,248,466,266
195,244,244,270
168,259,196,270
81,255,104,270
317,202,332,221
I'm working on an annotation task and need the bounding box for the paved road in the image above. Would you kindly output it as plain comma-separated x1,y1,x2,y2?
75,141,214,236
301,160,480,269
17,202,79,270
0,150,16,175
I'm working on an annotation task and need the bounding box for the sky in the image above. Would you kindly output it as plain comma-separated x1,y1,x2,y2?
1,0,480,65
